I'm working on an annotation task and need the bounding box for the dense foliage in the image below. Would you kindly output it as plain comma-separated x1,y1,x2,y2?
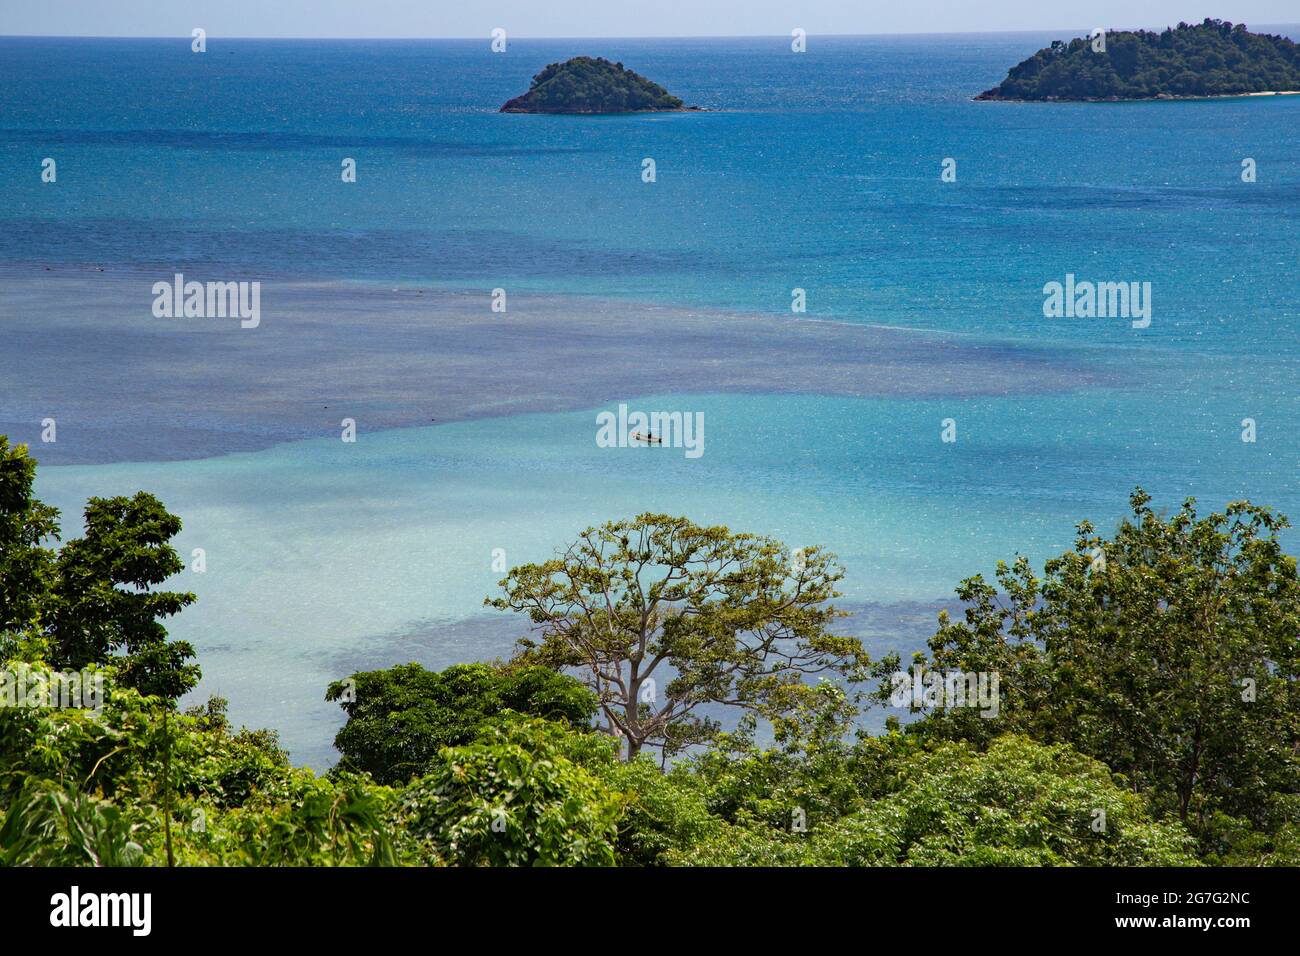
2,435,1297,866
326,662,596,785
396,718,622,866
488,514,868,759
977,20,1300,100
671,734,1199,866
500,56,687,113
0,435,197,699
870,489,1300,862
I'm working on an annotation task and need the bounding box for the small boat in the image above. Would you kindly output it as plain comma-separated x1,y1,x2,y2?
630,431,663,445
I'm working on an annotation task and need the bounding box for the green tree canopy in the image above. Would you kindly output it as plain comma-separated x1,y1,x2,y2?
500,56,687,113
0,436,60,634
876,488,1300,846
978,20,1300,100
396,717,621,866
326,662,597,785
672,735,1200,866
0,437,197,699
488,514,869,760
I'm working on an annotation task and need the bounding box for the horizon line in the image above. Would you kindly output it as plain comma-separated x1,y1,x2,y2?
4,23,1299,42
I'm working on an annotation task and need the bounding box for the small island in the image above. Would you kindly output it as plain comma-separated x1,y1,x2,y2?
977,19,1300,101
500,56,699,113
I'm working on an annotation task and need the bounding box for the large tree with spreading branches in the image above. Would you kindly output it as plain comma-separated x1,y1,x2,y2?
487,514,869,760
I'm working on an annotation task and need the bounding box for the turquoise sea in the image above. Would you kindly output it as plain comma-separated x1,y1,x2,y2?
2,33,1298,765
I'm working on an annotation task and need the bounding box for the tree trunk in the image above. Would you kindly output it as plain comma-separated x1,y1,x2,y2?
625,674,641,761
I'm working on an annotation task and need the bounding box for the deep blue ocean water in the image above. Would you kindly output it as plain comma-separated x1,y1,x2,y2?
4,33,1299,347
3,33,1298,765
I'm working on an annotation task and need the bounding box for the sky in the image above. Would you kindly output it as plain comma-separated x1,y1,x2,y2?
1,1,1296,38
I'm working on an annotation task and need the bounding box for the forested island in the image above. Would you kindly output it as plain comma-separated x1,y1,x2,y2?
500,56,697,113
977,19,1300,101
3,432,1300,866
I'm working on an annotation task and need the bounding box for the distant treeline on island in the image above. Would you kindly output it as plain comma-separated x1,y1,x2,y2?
501,56,699,113
978,19,1300,101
